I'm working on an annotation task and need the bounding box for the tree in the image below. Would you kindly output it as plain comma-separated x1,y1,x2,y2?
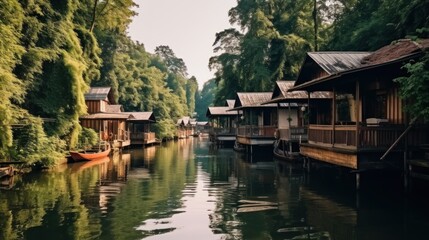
395,51,429,121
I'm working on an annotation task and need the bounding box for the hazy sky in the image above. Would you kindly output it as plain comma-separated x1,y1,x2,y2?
128,0,236,88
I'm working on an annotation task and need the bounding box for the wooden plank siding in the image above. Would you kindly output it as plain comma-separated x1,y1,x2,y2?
386,85,405,124
307,124,429,150
86,100,108,113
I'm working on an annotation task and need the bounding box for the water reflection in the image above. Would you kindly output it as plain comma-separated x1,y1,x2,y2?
2,138,429,239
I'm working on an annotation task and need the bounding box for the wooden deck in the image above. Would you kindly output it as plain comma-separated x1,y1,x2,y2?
301,124,429,170
236,125,276,146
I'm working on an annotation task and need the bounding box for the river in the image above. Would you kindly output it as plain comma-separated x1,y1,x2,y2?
2,136,429,240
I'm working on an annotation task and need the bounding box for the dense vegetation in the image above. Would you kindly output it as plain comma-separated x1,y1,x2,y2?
1,0,428,166
210,0,429,113
0,0,197,166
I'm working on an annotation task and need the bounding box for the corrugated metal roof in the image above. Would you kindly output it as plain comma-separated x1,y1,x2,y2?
308,52,371,74
84,87,111,101
267,81,332,104
124,112,156,122
206,107,237,117
80,113,131,120
290,39,429,92
235,92,277,109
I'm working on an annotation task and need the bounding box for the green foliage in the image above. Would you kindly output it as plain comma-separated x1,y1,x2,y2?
395,52,429,121
328,0,429,50
211,0,319,100
76,127,99,150
10,117,66,166
195,79,217,120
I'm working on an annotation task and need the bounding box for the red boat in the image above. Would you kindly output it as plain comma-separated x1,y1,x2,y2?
70,143,111,161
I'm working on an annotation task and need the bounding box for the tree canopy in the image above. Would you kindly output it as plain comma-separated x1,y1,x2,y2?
0,0,198,165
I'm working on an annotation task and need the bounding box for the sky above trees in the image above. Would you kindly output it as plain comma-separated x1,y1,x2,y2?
128,0,236,88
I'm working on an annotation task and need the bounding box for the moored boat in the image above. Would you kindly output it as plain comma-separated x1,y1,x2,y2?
0,166,13,179
70,143,111,161
273,139,301,161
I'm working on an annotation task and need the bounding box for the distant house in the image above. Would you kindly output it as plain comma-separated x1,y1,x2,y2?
176,116,193,139
125,112,157,145
80,87,157,147
265,81,331,160
232,92,278,153
80,87,131,147
290,39,429,184
206,99,239,146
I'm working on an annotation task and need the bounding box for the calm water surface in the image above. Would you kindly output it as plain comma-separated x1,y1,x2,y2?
2,137,429,240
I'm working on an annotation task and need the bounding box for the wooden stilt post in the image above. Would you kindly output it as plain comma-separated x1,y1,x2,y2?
306,158,311,173
404,151,408,189
356,173,360,190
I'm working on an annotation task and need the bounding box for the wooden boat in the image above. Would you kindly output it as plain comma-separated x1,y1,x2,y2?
273,139,301,161
70,143,111,161
71,156,110,172
233,141,245,152
0,166,13,179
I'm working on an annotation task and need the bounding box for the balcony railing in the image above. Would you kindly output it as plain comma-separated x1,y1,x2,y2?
210,127,236,135
237,125,276,138
307,124,429,149
277,127,308,141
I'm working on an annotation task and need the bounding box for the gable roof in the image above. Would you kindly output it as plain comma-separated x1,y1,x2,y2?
206,106,237,118
124,112,156,122
308,52,371,74
233,92,277,110
291,39,429,92
177,116,193,126
84,87,115,103
267,81,332,104
225,99,235,109
295,52,371,86
80,113,132,120
361,38,429,66
106,105,123,113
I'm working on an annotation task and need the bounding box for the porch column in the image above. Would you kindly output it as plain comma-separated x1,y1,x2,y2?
355,81,360,148
332,88,336,146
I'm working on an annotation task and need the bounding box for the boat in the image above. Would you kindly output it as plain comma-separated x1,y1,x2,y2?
273,139,301,161
233,141,245,152
0,166,13,179
70,142,111,161
71,156,110,172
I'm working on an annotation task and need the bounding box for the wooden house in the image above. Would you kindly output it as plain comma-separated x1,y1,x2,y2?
266,81,332,160
125,112,157,145
176,117,193,139
80,87,158,148
80,87,131,147
290,39,429,185
206,99,239,146
232,92,278,153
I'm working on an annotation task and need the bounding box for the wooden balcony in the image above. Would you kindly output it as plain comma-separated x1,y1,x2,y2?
277,127,308,142
210,127,236,135
237,125,276,138
130,132,157,145
236,125,276,145
307,124,429,151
